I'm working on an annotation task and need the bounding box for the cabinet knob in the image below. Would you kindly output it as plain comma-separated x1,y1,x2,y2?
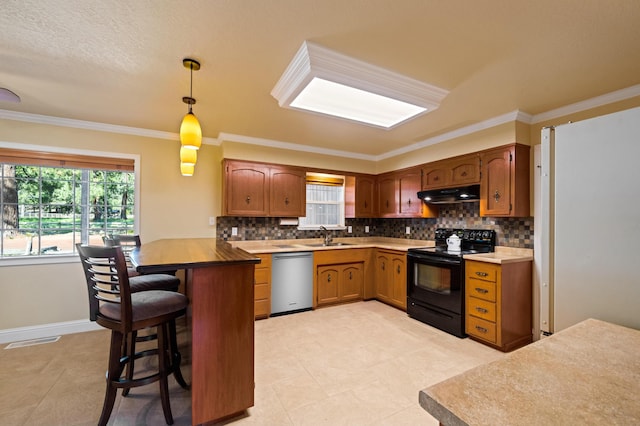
494,190,501,202
364,201,368,208
245,195,251,204
461,171,467,177
386,200,389,208
475,287,489,294
327,274,331,282
407,199,411,205
434,176,439,181
475,307,488,314
285,197,289,205
475,271,489,277
397,265,401,274
381,262,385,271
349,271,352,280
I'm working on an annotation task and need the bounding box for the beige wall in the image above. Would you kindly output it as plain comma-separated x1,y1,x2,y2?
0,118,222,329
3,94,640,331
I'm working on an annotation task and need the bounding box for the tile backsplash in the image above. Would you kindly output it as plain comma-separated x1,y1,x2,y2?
217,202,533,248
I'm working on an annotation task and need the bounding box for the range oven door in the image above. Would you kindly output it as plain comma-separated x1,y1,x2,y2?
407,253,464,315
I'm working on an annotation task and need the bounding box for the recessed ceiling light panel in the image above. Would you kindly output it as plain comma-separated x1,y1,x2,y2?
271,41,449,129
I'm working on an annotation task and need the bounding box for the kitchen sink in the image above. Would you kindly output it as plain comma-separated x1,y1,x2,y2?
304,242,354,247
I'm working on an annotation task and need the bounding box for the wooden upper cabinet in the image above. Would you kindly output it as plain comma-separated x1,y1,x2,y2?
480,144,530,217
421,154,480,190
223,159,305,217
345,175,377,218
397,168,422,216
269,166,306,217
223,160,270,216
450,155,480,186
377,173,398,217
422,161,450,189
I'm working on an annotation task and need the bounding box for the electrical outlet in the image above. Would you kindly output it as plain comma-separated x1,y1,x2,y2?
405,226,411,235
348,226,353,233
231,227,238,236
209,217,215,226
365,225,370,233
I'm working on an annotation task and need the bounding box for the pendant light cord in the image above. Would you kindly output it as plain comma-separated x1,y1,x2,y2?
189,63,193,113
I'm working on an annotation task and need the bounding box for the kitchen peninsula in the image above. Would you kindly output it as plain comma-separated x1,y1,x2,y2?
419,318,640,425
130,238,260,425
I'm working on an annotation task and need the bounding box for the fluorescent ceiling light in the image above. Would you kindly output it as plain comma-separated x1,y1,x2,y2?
271,41,449,129
290,78,427,128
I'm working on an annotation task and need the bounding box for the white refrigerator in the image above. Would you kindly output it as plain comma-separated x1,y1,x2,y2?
539,106,640,334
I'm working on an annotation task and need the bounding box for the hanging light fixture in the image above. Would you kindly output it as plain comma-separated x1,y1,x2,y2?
180,163,195,177
180,58,202,151
180,146,197,166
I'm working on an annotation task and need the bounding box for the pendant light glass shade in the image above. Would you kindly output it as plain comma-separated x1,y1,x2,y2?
180,162,195,176
180,111,202,150
180,145,197,166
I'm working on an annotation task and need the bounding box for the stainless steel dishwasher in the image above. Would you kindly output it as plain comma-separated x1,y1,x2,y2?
271,251,313,316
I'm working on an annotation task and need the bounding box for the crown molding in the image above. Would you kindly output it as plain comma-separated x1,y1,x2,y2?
530,84,640,123
0,109,220,145
218,132,376,161
375,110,530,161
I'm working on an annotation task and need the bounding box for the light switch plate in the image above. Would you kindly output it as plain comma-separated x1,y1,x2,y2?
231,227,238,236
365,225,369,233
209,217,215,226
348,226,353,233
405,226,411,234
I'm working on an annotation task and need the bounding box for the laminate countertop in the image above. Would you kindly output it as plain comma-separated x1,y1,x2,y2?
419,318,640,425
228,237,434,253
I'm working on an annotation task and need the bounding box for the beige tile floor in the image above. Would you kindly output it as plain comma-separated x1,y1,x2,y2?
0,301,504,425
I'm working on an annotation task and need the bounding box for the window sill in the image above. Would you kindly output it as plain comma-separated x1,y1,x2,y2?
0,254,78,267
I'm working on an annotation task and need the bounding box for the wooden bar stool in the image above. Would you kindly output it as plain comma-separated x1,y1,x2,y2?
77,244,188,426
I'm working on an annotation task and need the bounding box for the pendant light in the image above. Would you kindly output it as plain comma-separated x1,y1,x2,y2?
180,58,202,150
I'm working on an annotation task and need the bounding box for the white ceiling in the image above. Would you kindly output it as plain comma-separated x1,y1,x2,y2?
1,0,640,158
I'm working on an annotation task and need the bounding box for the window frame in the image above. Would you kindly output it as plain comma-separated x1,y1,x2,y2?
298,173,347,230
0,142,140,265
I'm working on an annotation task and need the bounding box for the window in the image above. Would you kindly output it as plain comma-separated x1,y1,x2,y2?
298,173,345,228
0,148,135,258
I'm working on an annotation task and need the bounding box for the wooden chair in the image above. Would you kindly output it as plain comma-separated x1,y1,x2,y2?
77,244,188,426
102,236,185,396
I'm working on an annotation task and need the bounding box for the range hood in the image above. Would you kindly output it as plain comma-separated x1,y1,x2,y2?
417,184,480,204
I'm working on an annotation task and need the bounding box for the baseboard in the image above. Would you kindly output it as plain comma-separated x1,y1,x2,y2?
0,319,103,344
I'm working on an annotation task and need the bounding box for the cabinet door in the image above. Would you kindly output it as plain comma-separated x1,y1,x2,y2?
378,175,397,217
450,155,480,186
398,169,421,216
480,145,530,217
390,255,407,309
224,161,269,216
317,266,340,306
422,162,450,189
480,147,512,216
270,167,306,217
375,253,392,301
355,177,376,217
340,263,364,302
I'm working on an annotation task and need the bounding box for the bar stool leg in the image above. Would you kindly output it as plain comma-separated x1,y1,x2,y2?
168,319,189,390
157,325,174,425
98,331,125,426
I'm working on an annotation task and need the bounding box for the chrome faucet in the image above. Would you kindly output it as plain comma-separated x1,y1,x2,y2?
319,226,333,246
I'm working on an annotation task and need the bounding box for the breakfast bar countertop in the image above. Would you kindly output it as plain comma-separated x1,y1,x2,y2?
419,318,640,425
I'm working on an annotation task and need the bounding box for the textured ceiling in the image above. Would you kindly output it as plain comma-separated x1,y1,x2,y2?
1,0,640,158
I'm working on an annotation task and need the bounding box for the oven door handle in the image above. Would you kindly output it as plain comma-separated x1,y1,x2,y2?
409,255,461,267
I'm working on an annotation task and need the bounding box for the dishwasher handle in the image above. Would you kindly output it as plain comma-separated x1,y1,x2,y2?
272,252,313,260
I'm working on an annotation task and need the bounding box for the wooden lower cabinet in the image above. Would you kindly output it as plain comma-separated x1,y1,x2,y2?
314,248,373,307
317,262,364,306
465,260,532,352
254,253,271,319
375,249,407,310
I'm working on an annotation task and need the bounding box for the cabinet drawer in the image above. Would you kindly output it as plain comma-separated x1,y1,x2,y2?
254,268,270,284
254,299,270,317
467,279,496,302
255,283,270,300
467,261,498,282
467,297,496,322
467,316,497,343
